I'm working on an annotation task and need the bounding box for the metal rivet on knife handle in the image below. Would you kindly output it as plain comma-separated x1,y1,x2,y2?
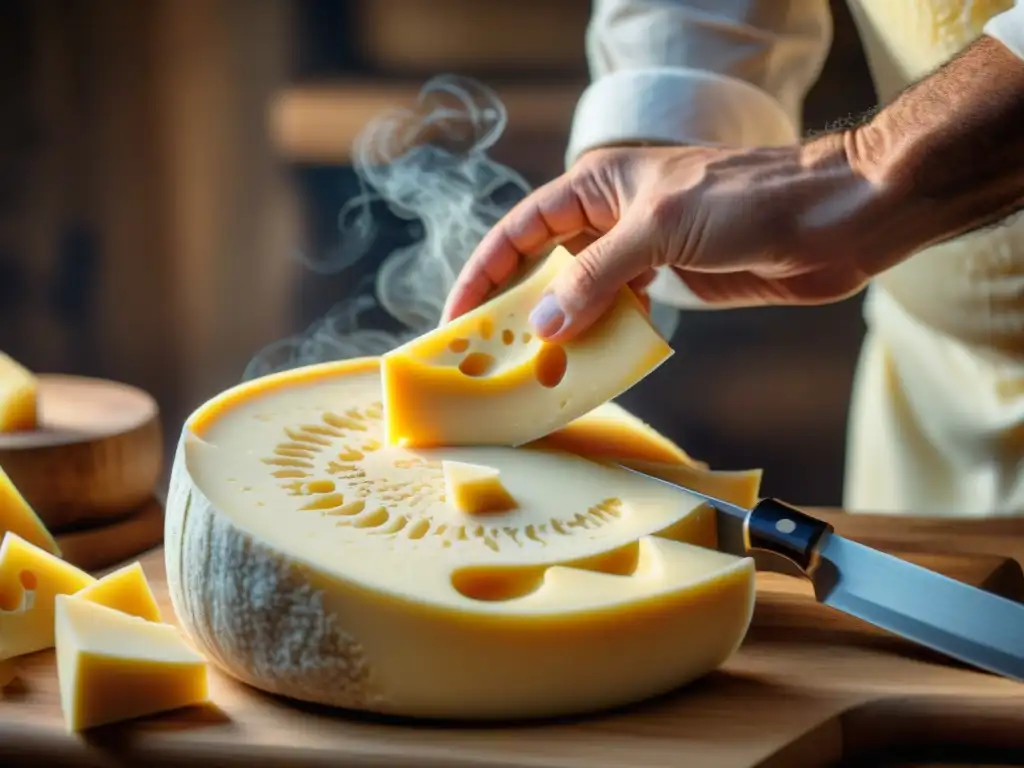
743,499,835,575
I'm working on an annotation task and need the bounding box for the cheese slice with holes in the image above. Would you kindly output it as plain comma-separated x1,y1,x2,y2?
380,247,674,448
73,561,163,623
0,352,38,432
165,357,756,720
54,594,209,731
0,465,61,556
0,533,95,660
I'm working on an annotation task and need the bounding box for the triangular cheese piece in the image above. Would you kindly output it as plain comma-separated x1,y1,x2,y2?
73,561,162,622
54,595,209,731
0,352,38,432
0,533,94,660
381,247,673,447
0,465,60,556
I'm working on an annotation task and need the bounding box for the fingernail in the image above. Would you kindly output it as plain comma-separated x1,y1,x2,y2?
529,293,567,337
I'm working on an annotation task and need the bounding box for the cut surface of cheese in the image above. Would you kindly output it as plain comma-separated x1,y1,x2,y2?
531,400,704,467
54,594,209,731
442,460,517,514
0,533,95,660
74,561,162,622
0,464,60,556
164,356,756,720
0,352,38,432
380,246,673,448
623,460,764,509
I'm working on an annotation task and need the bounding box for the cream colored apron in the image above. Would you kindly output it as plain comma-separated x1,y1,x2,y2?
843,0,1024,515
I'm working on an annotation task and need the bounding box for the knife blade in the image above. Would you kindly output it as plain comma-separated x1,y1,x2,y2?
619,466,1024,681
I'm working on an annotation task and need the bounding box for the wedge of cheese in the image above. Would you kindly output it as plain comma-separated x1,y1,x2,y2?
54,594,209,731
73,561,163,622
0,533,95,660
380,246,673,448
0,352,38,432
624,460,763,509
164,357,756,720
0,464,61,556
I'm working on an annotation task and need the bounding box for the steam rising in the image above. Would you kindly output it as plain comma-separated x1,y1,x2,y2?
243,75,678,382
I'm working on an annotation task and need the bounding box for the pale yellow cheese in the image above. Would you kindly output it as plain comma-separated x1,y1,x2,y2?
0,352,38,432
164,357,756,720
0,465,61,556
54,594,209,731
532,400,706,468
380,246,673,448
0,533,95,660
623,460,763,509
73,561,163,623
442,460,518,514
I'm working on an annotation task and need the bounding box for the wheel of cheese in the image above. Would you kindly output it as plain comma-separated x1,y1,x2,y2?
165,357,756,720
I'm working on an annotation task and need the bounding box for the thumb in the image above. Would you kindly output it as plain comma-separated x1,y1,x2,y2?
529,219,652,342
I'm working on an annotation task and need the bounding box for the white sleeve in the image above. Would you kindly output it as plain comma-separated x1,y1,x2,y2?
985,1,1024,60
565,0,833,309
566,0,834,166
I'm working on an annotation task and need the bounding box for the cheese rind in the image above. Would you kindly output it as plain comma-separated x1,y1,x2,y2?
442,460,517,514
0,352,38,432
381,247,673,448
54,594,209,731
0,533,95,660
73,561,163,622
164,357,757,720
0,465,61,556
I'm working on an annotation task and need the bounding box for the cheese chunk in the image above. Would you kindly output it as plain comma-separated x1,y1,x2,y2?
442,460,517,514
54,595,209,731
380,247,673,448
0,352,38,432
164,357,755,720
0,465,61,556
73,561,162,622
0,533,95,660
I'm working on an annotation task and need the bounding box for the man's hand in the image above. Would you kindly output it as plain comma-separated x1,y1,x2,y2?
442,137,890,341
442,34,1024,343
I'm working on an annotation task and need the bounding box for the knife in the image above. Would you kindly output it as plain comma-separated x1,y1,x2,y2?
619,467,1024,681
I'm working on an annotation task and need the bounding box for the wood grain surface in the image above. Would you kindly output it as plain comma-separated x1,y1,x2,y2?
3,510,1024,767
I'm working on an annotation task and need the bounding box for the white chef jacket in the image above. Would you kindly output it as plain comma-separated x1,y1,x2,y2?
566,0,1024,516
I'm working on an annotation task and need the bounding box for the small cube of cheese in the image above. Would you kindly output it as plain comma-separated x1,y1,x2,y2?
73,561,162,622
443,460,518,514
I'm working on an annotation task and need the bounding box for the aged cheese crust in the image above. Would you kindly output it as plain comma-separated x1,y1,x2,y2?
165,357,757,719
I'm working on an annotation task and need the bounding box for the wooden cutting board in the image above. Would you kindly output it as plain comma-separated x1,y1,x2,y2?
3,513,1024,768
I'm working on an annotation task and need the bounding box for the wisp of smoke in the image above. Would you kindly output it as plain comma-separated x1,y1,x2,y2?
243,74,678,382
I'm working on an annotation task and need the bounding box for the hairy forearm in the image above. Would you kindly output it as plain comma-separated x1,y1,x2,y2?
849,34,1024,250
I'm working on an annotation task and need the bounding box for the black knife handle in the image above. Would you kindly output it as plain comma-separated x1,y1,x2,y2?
745,498,834,574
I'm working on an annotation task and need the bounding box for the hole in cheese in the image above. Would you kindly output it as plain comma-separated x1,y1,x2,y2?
457,351,497,378
533,344,567,389
18,570,36,591
380,246,674,448
448,338,470,353
501,329,515,345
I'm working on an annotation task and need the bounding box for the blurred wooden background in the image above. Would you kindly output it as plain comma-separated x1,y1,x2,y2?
0,0,878,505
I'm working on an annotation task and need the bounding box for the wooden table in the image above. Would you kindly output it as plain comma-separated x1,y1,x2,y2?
4,509,1024,767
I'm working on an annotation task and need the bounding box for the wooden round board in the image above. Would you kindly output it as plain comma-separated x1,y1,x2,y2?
0,375,163,531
